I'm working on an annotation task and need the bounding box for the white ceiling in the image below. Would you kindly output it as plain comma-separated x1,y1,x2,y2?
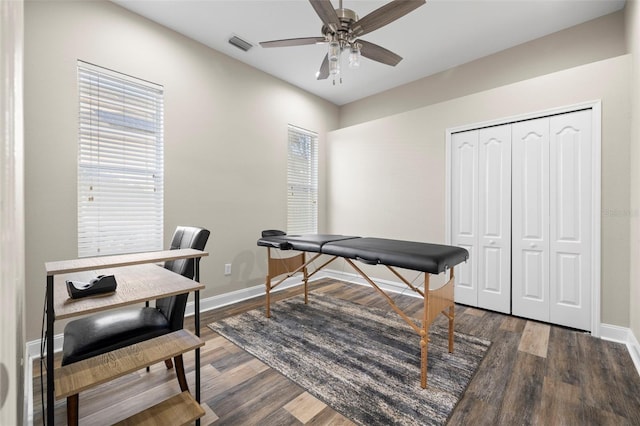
113,0,625,106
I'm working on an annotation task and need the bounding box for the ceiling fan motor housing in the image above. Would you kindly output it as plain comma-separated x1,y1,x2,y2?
322,7,358,46
337,8,358,23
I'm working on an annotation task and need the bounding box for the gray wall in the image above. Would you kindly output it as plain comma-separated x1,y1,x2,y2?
339,10,627,128
24,0,339,340
328,55,631,327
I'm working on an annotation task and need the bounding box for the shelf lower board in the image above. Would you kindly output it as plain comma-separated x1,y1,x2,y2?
54,329,204,400
113,391,205,426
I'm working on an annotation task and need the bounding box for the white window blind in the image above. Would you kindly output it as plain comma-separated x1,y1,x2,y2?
287,125,318,234
77,61,164,257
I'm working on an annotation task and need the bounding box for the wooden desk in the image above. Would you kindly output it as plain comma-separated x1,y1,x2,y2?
44,249,208,425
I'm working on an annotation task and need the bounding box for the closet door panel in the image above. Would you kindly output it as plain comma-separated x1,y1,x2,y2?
512,118,550,322
522,250,545,299
477,125,511,313
549,109,592,330
451,130,478,306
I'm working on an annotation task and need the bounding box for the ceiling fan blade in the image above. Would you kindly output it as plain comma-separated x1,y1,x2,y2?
309,0,341,33
357,39,402,66
260,37,326,48
317,54,329,80
351,0,426,37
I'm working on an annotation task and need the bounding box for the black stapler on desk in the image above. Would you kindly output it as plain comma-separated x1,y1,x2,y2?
66,275,117,299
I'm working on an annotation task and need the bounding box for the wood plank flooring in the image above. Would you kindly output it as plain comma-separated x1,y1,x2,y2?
32,279,640,425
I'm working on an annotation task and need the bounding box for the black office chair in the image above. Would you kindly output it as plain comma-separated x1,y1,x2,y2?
61,226,210,425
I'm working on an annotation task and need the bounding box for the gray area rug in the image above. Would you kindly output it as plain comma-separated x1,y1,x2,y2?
209,294,491,425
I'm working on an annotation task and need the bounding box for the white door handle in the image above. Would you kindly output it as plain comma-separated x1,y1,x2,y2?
530,243,537,248
490,240,496,245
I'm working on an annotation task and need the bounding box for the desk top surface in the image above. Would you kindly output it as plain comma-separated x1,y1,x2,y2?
48,249,207,320
46,248,208,276
53,263,205,320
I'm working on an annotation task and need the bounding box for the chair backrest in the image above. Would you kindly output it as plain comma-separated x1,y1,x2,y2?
157,226,210,330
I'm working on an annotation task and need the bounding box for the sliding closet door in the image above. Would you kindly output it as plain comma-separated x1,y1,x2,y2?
450,106,595,329
512,118,550,322
477,126,511,313
549,110,592,330
451,126,511,311
451,130,478,306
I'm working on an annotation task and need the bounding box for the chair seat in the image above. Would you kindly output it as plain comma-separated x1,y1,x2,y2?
62,307,171,366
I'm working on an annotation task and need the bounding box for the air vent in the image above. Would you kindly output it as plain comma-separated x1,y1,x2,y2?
228,35,253,52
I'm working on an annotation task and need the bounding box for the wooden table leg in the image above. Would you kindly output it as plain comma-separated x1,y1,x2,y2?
303,253,308,305
421,273,430,389
420,330,428,389
265,274,272,318
448,268,455,353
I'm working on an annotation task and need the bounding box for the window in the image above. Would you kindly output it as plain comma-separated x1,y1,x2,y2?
77,61,164,257
287,125,318,234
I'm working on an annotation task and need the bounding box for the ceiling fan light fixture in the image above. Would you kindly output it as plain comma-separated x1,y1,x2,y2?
349,44,361,68
329,56,340,76
328,40,340,62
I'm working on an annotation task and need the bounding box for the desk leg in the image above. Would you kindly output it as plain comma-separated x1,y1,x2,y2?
195,258,201,426
195,290,201,417
46,275,55,425
265,248,272,318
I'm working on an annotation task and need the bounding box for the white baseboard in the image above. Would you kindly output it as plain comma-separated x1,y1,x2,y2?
599,323,630,342
185,274,312,316
600,323,640,377
629,331,640,375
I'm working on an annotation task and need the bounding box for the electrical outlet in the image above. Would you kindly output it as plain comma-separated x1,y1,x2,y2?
224,263,231,276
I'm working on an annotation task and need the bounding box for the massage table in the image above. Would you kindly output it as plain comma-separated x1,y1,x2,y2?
257,230,469,388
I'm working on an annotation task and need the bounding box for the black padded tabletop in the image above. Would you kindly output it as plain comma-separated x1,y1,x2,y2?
322,237,469,274
257,234,360,252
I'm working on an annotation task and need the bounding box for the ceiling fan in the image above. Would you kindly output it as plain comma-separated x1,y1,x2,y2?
259,0,426,83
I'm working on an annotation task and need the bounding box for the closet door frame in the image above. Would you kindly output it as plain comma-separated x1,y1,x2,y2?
445,100,601,336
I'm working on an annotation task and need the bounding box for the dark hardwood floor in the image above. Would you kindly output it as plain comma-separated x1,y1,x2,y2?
32,279,640,425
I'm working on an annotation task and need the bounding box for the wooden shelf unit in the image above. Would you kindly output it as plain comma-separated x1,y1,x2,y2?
44,249,208,425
